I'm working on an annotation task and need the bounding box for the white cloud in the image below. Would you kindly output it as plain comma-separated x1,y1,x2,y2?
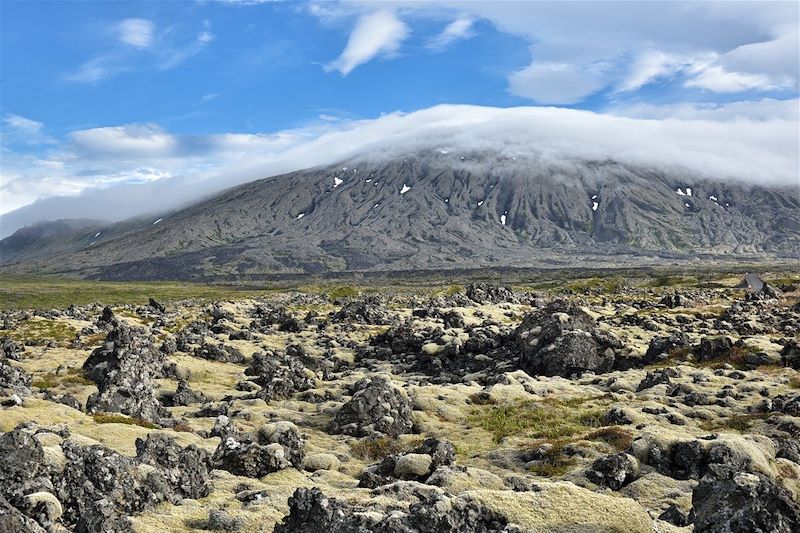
325,10,409,75
427,17,475,51
685,63,790,93
118,18,155,48
2,101,797,234
67,19,213,83
609,98,800,122
1,114,55,145
508,62,606,104
69,124,178,158
364,1,799,102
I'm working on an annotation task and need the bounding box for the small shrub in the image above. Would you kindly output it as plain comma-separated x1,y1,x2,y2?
585,426,634,451
700,414,758,433
527,440,576,477
32,376,59,390
173,422,194,433
349,437,401,461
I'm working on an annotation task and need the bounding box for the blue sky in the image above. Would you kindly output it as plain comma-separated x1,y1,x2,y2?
1,1,798,226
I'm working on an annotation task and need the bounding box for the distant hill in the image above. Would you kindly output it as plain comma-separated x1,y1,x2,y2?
1,149,798,280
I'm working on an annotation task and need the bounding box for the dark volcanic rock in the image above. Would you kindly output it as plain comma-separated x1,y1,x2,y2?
243,352,314,402
466,283,517,304
169,380,207,406
82,319,168,423
644,332,690,364
696,336,733,362
0,337,24,361
274,487,517,533
331,296,391,325
194,342,245,364
515,300,622,377
135,433,214,503
213,421,304,478
0,358,32,398
586,453,639,490
329,376,413,438
692,465,800,533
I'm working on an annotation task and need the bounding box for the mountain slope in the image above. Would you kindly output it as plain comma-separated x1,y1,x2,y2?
1,150,798,280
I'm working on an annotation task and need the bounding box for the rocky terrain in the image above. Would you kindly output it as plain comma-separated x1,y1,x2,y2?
1,151,799,280
1,271,799,532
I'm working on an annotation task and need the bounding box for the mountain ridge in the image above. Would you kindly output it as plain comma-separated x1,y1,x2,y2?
1,149,798,280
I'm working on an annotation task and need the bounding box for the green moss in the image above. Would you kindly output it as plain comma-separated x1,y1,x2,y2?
92,413,158,429
33,368,93,390
700,414,761,433
328,286,359,301
789,376,800,389
8,320,77,346
0,274,277,310
564,277,623,294
470,396,608,444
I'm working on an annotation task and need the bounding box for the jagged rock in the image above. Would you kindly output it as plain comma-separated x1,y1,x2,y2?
331,297,391,325
170,380,207,406
329,376,413,438
0,429,44,501
658,504,692,527
780,339,800,369
74,498,132,533
660,293,689,308
644,332,690,364
0,494,47,533
194,342,244,364
745,282,783,302
243,352,314,402
135,433,214,503
466,284,517,304
0,337,24,361
359,438,455,488
55,442,144,527
637,368,680,392
148,298,166,313
83,319,168,423
274,487,516,533
515,300,622,377
213,421,304,477
586,453,639,490
0,358,32,398
251,306,303,333
693,465,800,533
696,336,733,362
228,329,252,341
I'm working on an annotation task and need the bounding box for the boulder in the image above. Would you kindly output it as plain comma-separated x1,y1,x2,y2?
82,320,168,423
693,465,800,532
329,376,413,438
515,300,622,377
243,352,314,402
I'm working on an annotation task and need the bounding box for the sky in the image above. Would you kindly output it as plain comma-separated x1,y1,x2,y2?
1,0,798,234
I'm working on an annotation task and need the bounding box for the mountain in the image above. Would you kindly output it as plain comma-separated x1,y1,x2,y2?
1,149,798,280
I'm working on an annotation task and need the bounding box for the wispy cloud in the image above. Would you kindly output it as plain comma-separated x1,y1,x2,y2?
427,17,475,51
1,114,56,146
325,10,409,76
2,101,797,232
67,18,214,84
118,18,154,48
